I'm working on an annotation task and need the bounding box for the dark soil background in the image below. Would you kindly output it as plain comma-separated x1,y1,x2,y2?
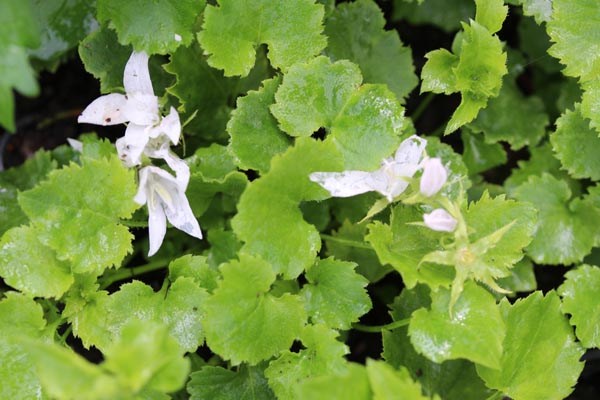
1,1,599,398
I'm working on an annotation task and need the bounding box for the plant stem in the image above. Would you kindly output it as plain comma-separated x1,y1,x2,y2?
320,234,373,250
411,93,435,122
352,318,411,333
120,219,149,228
99,258,170,289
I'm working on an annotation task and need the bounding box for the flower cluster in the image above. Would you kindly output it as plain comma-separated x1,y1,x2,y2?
309,135,456,232
78,51,201,256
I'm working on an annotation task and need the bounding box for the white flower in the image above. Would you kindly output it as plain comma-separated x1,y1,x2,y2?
134,165,202,256
309,135,427,202
420,157,447,197
423,209,457,232
78,51,181,167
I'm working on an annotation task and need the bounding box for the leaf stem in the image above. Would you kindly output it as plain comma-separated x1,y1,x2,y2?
120,219,149,228
99,258,171,289
352,318,410,333
411,93,436,122
320,234,373,250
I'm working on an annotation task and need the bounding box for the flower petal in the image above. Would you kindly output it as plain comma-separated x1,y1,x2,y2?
147,197,167,256
394,135,427,165
123,51,154,96
134,167,152,205
164,189,202,240
116,124,150,167
309,171,378,197
423,208,457,232
420,157,447,197
122,93,160,126
148,106,181,144
78,93,128,125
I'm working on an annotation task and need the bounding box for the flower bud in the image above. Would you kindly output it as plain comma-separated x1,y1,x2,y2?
420,157,447,197
423,208,457,232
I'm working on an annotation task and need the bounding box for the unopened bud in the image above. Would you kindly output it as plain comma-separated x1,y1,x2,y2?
420,157,447,197
423,208,457,232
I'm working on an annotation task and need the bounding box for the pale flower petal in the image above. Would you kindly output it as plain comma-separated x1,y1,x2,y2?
394,135,427,165
423,208,457,232
420,157,447,197
116,123,150,167
122,93,160,126
78,93,128,125
309,171,376,197
67,138,83,153
136,166,202,256
147,106,181,144
123,51,154,96
147,201,167,256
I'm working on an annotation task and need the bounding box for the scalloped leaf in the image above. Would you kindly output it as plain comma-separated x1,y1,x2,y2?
199,0,326,77
188,364,275,400
96,0,204,54
409,281,505,369
18,157,139,275
391,0,474,33
469,79,548,150
324,0,418,101
227,76,291,173
204,255,306,365
461,130,507,175
558,264,600,348
231,138,342,279
551,105,600,180
366,360,433,400
0,226,73,298
513,174,600,265
421,20,507,134
301,258,371,329
264,324,348,399
476,292,584,400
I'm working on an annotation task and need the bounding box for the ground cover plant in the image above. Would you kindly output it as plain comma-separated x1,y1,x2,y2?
1,0,600,398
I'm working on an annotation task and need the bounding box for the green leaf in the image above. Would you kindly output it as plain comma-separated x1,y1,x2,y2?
324,0,418,101
168,255,218,293
409,281,505,369
164,42,253,139
26,341,120,400
0,226,73,298
227,76,291,173
301,258,371,329
517,0,552,23
199,0,326,76
188,363,275,400
474,0,507,34
461,130,507,175
383,286,494,400
18,157,139,275
264,324,348,399
329,84,405,170
366,205,452,289
517,16,562,74
366,360,432,400
102,320,190,393
295,363,371,400
0,0,40,131
75,278,207,352
205,229,242,270
558,264,600,348
513,174,600,264
504,143,572,194
392,0,475,33
0,292,47,337
232,138,342,279
79,27,132,93
476,292,584,400
186,144,248,216
547,0,600,81
551,105,600,180
0,150,56,235
422,21,507,134
29,0,95,68
497,258,537,294
324,220,391,283
469,79,548,150
271,56,362,138
581,79,600,132
204,255,306,365
96,0,204,54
